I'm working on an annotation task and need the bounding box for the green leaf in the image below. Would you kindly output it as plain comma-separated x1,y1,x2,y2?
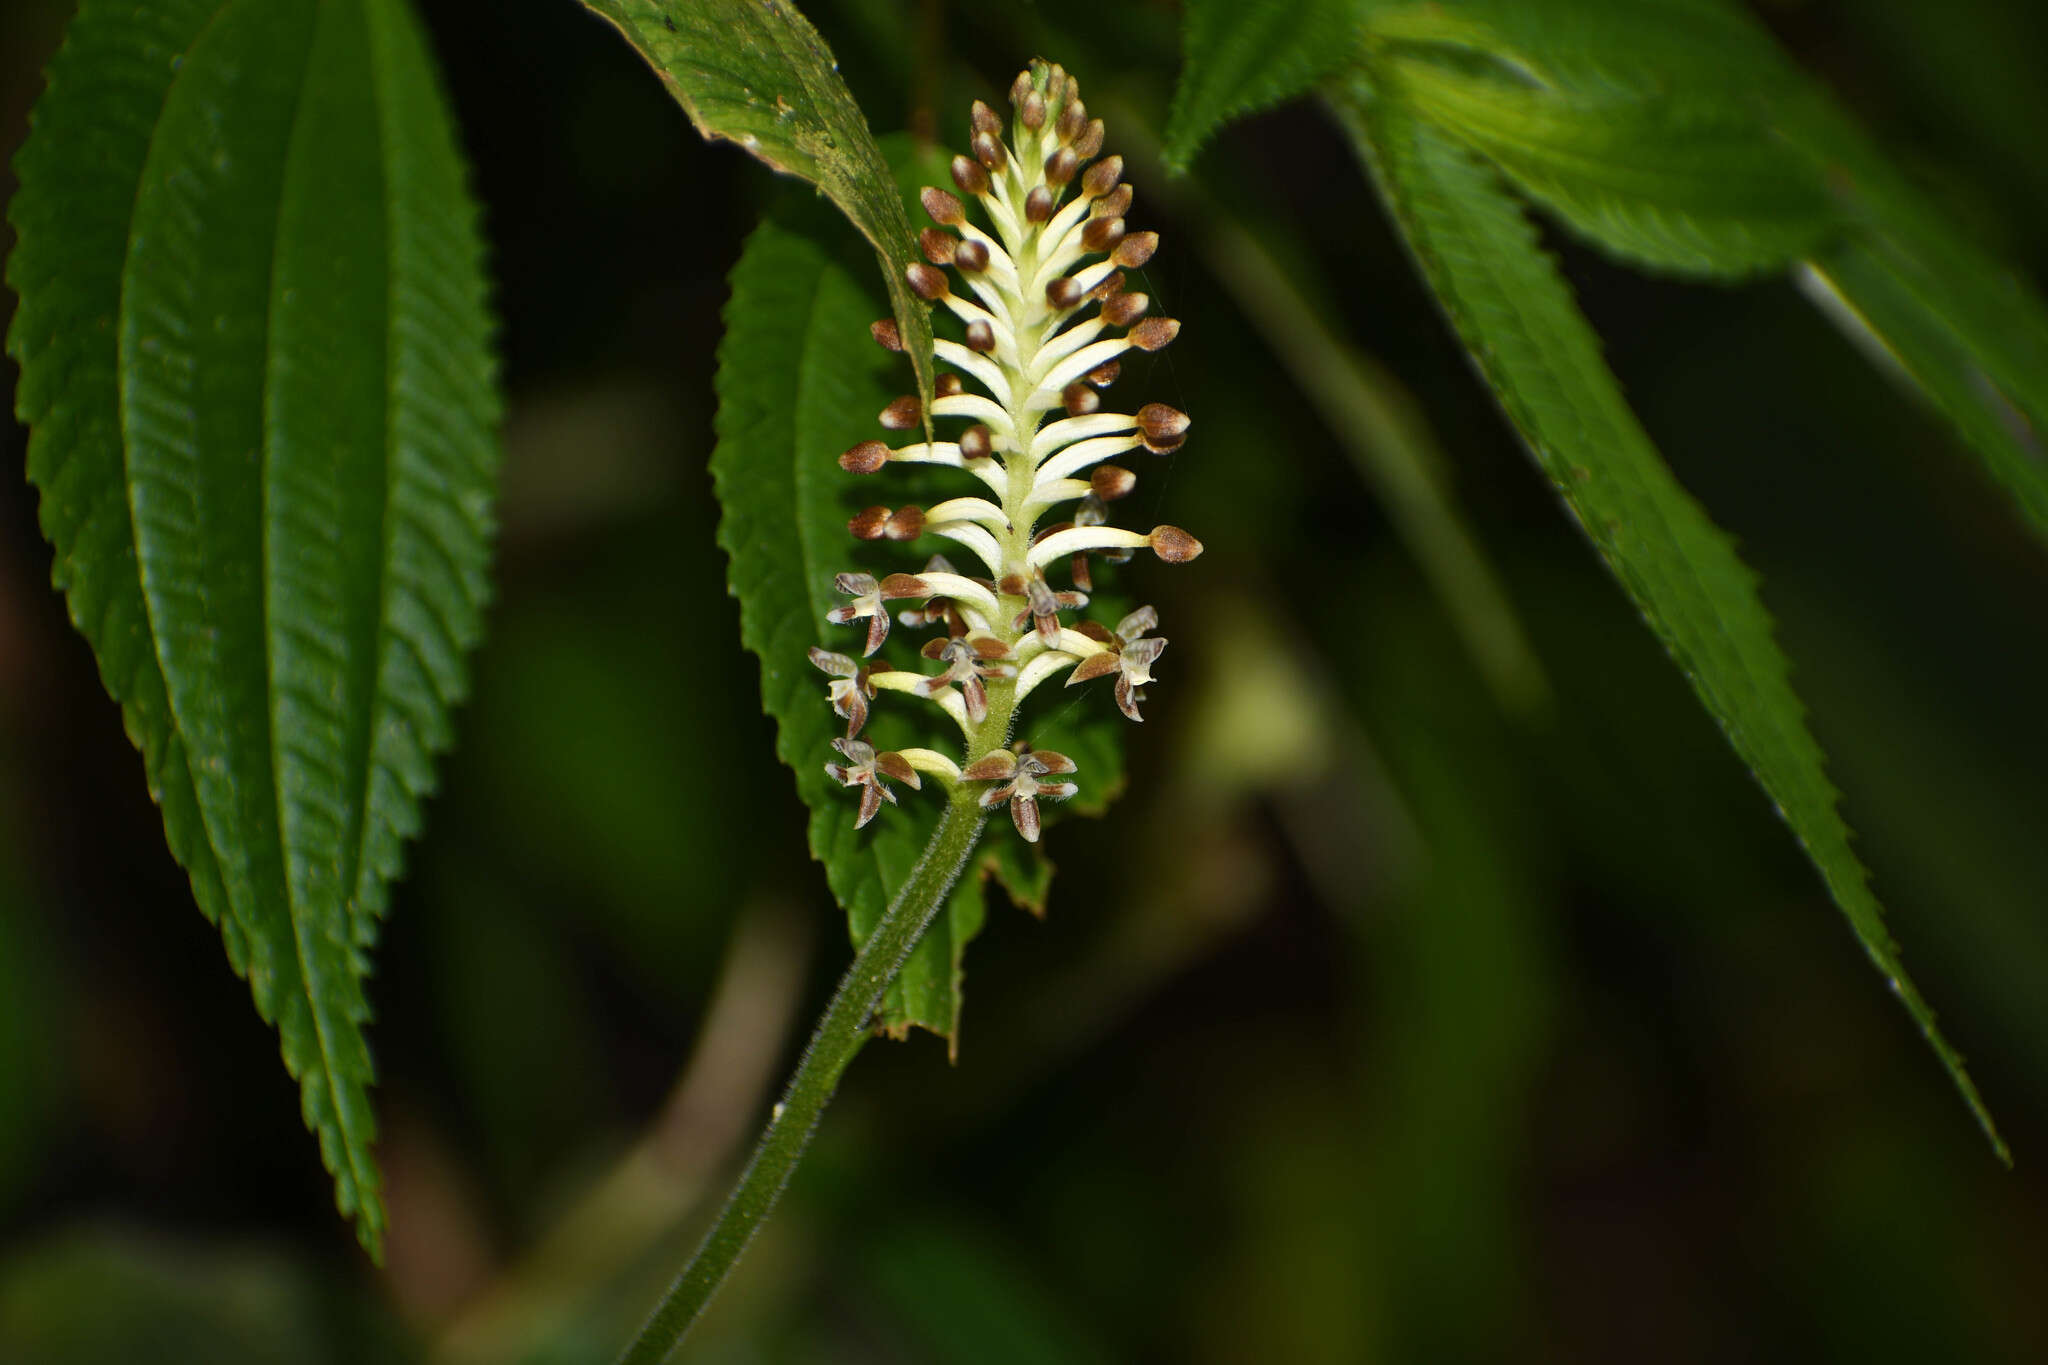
575,0,937,434
1360,0,1790,97
6,0,502,1254
1336,89,2006,1158
1362,1,1835,278
1795,129,2048,544
1163,0,1359,175
1354,0,2048,543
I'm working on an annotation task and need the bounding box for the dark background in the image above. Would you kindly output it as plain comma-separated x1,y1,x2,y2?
2,1,2046,1360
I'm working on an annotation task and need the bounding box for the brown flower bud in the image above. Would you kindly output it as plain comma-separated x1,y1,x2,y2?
1149,525,1203,563
870,318,903,352
1046,275,1085,310
971,131,1006,174
1102,290,1150,328
1074,118,1105,159
1045,146,1079,187
840,440,889,474
1082,155,1123,200
1086,359,1120,388
885,506,926,540
1111,231,1158,268
1137,402,1189,454
1056,99,1086,145
920,227,957,265
954,238,989,272
1128,317,1179,351
1062,381,1099,416
906,262,949,301
849,506,892,539
951,153,990,196
1091,465,1136,501
959,424,994,460
971,99,1002,136
1081,216,1125,254
1024,185,1054,223
935,373,964,398
1020,90,1046,129
879,396,922,430
1009,70,1033,107
921,186,964,226
965,319,996,353
1093,184,1133,219
878,572,932,598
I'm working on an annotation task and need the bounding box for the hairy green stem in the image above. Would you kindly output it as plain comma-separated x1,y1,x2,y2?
615,788,989,1363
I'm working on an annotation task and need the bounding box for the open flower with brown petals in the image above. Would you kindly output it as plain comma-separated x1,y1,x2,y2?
959,746,1078,843
824,737,922,828
808,647,894,739
826,571,931,656
1066,605,1165,721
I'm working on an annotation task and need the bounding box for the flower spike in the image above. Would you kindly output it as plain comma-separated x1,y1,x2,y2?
808,59,1202,838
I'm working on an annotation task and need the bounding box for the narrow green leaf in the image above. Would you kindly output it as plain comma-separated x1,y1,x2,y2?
1163,0,1358,175
576,0,936,433
1353,0,2048,544
1796,130,2048,544
1362,1,1834,278
1801,238,2048,541
1336,89,2005,1158
1361,0,1790,98
6,0,502,1253
1375,55,1834,277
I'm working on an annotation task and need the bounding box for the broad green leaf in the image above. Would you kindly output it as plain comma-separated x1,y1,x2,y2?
1163,0,1359,175
6,0,502,1253
576,0,937,435
1335,90,2006,1158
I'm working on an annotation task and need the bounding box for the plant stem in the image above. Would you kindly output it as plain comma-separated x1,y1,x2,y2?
614,789,989,1364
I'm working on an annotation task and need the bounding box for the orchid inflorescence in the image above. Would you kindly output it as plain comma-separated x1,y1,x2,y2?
810,59,1201,843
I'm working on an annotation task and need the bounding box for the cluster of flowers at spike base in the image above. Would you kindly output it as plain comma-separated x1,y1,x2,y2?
813,60,1202,844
